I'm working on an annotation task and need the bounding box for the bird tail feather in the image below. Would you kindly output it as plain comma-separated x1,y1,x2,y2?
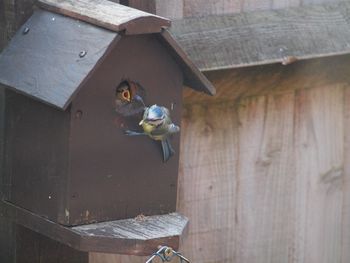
161,138,175,162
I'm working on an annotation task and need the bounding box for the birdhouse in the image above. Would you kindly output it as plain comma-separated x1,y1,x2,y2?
0,0,215,257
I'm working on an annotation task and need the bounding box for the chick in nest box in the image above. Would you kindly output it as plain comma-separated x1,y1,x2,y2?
115,80,146,116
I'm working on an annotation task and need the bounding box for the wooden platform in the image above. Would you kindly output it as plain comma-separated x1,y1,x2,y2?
0,201,188,256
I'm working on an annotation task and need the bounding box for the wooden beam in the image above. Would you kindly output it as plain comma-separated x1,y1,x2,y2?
1,201,188,256
38,0,171,34
171,2,350,71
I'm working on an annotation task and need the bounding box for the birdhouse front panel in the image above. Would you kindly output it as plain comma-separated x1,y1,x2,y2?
66,34,183,225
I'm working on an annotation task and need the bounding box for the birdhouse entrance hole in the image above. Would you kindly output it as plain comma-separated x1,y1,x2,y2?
115,80,146,117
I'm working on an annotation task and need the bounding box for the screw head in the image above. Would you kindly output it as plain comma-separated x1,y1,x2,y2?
79,50,87,58
23,27,30,35
75,110,83,119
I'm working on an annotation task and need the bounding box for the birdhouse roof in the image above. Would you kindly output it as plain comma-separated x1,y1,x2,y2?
37,0,171,35
170,2,350,71
0,0,215,110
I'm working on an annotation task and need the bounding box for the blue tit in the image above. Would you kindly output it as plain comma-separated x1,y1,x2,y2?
125,104,180,162
115,80,146,116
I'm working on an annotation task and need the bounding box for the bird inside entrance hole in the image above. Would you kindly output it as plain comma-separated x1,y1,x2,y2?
125,104,180,162
115,80,146,116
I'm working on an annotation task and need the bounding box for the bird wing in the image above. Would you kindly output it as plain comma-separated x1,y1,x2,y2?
161,106,170,116
150,128,167,137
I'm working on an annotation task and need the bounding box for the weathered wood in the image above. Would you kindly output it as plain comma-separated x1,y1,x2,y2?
171,2,350,71
120,0,183,19
0,9,117,109
127,0,348,18
0,11,213,108
0,217,15,263
125,0,157,14
1,200,188,256
181,0,344,17
183,55,350,103
3,89,71,223
0,82,4,200
38,0,171,34
183,0,241,17
89,254,146,263
93,55,350,263
159,30,215,95
342,88,350,263
179,80,348,263
66,33,183,226
294,86,345,263
16,226,88,263
0,2,35,262
73,213,188,255
0,0,35,50
154,0,184,19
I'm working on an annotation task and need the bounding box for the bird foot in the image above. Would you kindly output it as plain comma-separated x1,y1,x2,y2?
124,130,145,136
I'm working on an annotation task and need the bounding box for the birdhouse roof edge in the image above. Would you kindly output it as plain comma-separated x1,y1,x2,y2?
37,0,171,35
159,30,216,96
170,2,350,71
0,9,119,110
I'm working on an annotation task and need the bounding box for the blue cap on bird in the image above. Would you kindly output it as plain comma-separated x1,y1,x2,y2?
147,105,165,120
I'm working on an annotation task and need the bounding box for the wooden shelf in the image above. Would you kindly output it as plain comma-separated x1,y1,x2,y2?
0,201,188,256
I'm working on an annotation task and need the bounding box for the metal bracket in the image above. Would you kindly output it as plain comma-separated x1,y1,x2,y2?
146,246,190,263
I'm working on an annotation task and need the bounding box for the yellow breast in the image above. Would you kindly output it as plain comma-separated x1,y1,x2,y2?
142,122,156,133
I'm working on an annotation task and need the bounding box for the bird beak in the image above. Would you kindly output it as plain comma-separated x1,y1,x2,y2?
139,120,144,125
122,90,131,102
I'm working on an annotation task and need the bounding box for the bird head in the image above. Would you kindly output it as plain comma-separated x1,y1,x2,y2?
116,81,134,103
115,80,146,116
139,105,165,126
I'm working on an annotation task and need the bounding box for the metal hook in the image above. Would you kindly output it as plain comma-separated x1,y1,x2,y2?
145,246,190,263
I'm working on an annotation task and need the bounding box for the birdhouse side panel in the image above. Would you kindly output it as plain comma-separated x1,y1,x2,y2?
3,90,71,223
66,34,183,225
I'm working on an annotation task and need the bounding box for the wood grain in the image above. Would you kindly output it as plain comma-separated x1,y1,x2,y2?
0,0,35,50
38,0,171,34
183,0,242,17
171,2,350,71
155,0,184,19
0,217,15,262
120,0,183,19
341,87,350,263
183,55,350,104
89,55,350,263
178,85,348,263
16,225,88,263
181,0,339,17
0,9,117,109
159,30,216,95
0,85,4,199
0,2,34,262
1,200,187,256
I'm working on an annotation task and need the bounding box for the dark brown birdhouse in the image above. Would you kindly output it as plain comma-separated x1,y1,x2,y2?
0,0,215,256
